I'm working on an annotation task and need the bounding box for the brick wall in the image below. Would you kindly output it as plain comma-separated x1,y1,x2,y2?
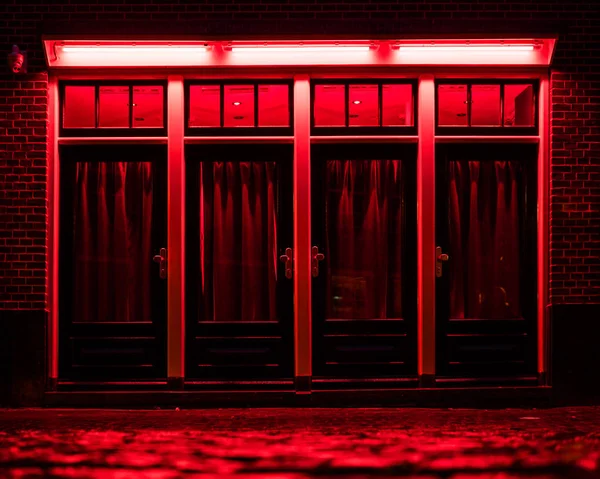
0,0,598,309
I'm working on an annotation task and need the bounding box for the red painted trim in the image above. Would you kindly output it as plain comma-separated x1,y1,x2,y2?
293,75,312,380
418,75,436,377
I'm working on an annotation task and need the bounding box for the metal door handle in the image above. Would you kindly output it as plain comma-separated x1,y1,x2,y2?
153,247,167,279
279,247,293,279
435,246,449,278
312,245,325,278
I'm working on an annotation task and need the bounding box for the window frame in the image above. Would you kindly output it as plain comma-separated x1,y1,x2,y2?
435,79,539,136
59,80,168,138
184,80,294,137
310,79,418,136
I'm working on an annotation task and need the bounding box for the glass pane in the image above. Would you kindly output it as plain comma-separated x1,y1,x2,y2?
63,86,95,128
448,160,524,319
504,84,535,126
132,86,164,128
325,160,404,319
189,85,220,128
314,84,345,127
197,161,278,321
72,162,155,322
348,84,379,127
258,84,289,127
98,86,129,128
383,84,413,126
471,84,501,126
438,84,468,126
224,85,255,127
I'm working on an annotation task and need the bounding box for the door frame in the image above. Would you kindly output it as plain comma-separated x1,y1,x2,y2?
46,67,550,389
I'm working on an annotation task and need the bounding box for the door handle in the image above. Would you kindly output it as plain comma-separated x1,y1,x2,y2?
279,247,293,279
312,245,325,278
435,246,449,278
153,247,167,279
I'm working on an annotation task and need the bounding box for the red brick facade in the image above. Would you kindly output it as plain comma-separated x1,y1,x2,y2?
0,0,598,310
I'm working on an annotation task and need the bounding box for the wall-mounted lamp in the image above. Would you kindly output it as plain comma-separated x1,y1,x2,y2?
8,45,26,73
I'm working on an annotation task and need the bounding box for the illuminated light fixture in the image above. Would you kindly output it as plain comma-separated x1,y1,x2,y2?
396,43,535,53
232,101,241,106
230,44,372,53
353,100,362,104
61,45,210,54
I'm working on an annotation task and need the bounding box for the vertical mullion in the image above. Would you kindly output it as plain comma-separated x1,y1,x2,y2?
167,75,185,388
378,82,383,127
467,84,472,128
95,84,100,128
128,84,133,129
538,74,549,383
417,74,436,385
293,74,312,392
344,83,349,127
48,75,60,388
500,83,505,127
219,84,225,128
254,82,259,128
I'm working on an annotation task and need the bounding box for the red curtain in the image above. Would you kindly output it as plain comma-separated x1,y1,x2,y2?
449,160,521,319
325,160,404,319
198,161,278,322
73,162,154,322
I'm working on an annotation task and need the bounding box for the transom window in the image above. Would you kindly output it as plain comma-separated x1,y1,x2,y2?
185,81,293,136
436,80,538,135
60,81,167,137
311,80,417,135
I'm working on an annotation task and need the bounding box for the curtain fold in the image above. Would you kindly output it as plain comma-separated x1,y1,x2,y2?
448,160,521,319
73,161,154,322
325,159,404,320
199,161,278,322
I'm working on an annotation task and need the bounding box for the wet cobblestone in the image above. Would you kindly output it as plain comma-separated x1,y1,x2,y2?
1,407,599,478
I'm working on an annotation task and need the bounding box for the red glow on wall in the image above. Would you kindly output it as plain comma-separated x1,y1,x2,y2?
349,85,378,127
63,85,95,128
224,85,254,127
438,85,468,126
259,85,290,127
314,85,345,127
383,84,413,127
189,85,221,128
98,86,129,128
471,85,501,126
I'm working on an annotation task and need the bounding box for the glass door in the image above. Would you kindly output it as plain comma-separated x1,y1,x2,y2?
59,145,168,381
311,143,417,378
185,144,294,380
435,143,538,379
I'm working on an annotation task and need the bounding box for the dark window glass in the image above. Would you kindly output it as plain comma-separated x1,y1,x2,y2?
325,159,405,319
471,84,501,126
63,86,95,128
98,86,129,128
383,84,413,126
448,160,525,319
348,84,379,127
504,84,535,126
189,85,221,128
438,84,468,126
71,161,155,322
132,85,164,128
224,85,255,127
258,84,289,127
314,84,345,127
196,161,279,321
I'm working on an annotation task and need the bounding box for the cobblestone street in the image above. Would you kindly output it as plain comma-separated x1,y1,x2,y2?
1,407,599,478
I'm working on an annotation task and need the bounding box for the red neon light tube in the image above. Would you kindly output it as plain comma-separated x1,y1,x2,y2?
398,44,535,53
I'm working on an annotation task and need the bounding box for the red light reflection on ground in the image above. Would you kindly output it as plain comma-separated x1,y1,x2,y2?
1,407,599,477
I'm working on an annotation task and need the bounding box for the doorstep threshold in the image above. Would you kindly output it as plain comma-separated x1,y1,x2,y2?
45,386,552,409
